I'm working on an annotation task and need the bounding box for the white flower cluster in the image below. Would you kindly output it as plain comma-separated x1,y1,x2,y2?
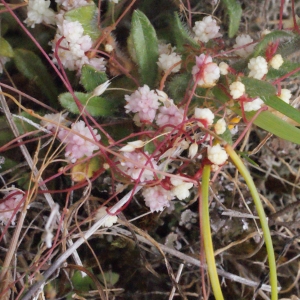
157,52,182,73
233,34,256,58
248,56,268,79
95,206,118,227
170,177,194,200
278,89,292,103
58,120,101,163
207,144,228,165
194,107,215,126
269,54,283,70
229,81,245,99
243,98,264,112
192,54,220,88
141,175,195,212
193,16,221,43
24,0,55,28
0,188,25,225
52,17,106,72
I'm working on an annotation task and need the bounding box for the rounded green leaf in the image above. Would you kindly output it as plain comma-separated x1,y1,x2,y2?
59,92,115,117
0,37,14,57
80,65,108,92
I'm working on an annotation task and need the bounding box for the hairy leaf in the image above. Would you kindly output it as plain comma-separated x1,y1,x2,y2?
252,30,294,57
170,13,199,52
221,0,242,38
241,77,276,98
81,65,108,92
130,10,158,87
59,92,115,116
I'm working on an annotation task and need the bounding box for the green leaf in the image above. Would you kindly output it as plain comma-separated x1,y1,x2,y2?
167,73,192,102
71,271,95,292
252,30,294,57
170,13,199,52
13,49,58,104
241,77,276,98
250,110,300,144
64,4,100,40
262,95,300,124
212,86,300,145
221,0,242,38
59,92,115,116
80,65,108,92
130,10,159,87
0,37,14,57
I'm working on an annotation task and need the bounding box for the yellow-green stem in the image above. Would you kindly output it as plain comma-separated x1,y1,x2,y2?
201,164,224,300
225,144,278,300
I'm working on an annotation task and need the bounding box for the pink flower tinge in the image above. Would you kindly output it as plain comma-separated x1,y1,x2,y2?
192,54,220,88
58,120,101,163
124,85,159,123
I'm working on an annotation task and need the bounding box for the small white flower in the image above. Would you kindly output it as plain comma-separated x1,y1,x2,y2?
193,16,221,43
170,178,193,200
269,54,283,70
278,89,292,104
243,97,264,112
207,144,228,165
229,81,245,99
219,62,229,75
194,108,215,126
248,56,268,79
214,118,226,135
261,29,271,37
157,52,182,73
95,206,118,227
109,0,120,3
188,143,198,159
24,0,55,28
233,34,256,58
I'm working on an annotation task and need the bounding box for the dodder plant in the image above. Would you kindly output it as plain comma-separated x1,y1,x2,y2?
1,0,300,298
